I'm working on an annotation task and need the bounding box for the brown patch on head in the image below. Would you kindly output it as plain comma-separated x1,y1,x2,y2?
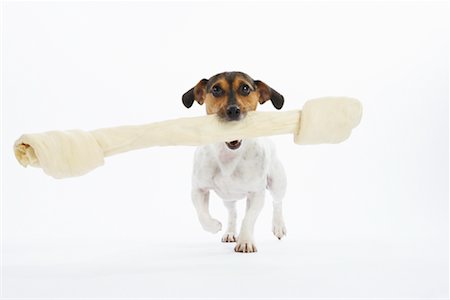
204,76,230,118
232,74,258,115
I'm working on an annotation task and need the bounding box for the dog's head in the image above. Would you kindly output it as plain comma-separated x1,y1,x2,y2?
182,71,284,120
182,71,284,149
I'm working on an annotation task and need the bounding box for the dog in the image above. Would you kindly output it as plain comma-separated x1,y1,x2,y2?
182,71,287,253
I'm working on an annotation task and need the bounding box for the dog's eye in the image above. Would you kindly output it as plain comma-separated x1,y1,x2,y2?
240,84,251,96
211,85,223,97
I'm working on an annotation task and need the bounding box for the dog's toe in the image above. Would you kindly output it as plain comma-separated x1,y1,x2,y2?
272,222,287,240
221,232,237,243
234,240,257,253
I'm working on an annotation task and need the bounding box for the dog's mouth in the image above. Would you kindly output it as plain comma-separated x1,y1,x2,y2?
225,140,242,150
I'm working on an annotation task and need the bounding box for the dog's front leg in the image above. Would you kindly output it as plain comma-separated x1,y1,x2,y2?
191,188,222,234
235,190,265,253
221,201,237,243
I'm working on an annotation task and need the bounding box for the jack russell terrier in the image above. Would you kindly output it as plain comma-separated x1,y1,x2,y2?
182,71,287,253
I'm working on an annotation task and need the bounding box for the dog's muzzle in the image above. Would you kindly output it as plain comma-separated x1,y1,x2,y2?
225,140,242,150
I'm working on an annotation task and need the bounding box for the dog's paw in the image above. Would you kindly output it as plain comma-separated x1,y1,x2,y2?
200,218,222,234
234,239,257,253
221,232,237,243
272,221,287,240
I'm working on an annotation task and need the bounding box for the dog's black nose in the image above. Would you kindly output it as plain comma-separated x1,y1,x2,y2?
226,105,241,120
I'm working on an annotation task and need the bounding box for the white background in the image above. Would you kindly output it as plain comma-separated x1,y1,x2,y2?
1,1,448,299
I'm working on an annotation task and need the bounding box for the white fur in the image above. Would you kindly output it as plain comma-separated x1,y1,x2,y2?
190,138,287,253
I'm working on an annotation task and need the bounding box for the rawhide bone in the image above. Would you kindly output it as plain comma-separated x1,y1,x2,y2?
14,97,362,179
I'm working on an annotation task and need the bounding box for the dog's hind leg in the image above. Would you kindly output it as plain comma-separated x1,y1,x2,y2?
192,188,222,234
221,201,237,243
267,158,287,240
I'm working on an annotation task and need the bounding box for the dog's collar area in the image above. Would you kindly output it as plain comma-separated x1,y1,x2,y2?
225,140,242,150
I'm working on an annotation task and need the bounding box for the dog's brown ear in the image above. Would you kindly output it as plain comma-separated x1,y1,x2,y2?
182,79,208,108
255,80,284,110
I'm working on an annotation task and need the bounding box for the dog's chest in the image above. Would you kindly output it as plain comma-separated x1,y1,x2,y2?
210,144,269,200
